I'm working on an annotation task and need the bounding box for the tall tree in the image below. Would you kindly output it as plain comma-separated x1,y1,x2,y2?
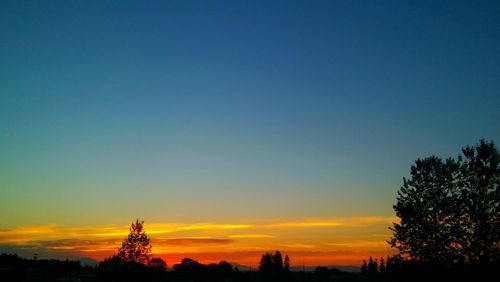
367,256,378,274
460,140,500,267
389,140,500,272
258,252,273,272
272,251,284,272
389,156,462,266
379,257,386,273
259,251,289,272
118,219,152,264
284,255,290,271
361,259,368,274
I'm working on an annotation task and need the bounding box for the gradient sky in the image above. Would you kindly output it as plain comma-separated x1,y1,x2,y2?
1,0,499,266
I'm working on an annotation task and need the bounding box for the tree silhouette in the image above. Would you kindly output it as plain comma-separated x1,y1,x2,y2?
118,219,152,264
258,251,289,272
460,140,500,268
148,258,167,270
389,156,462,267
389,139,500,272
379,256,386,273
174,258,202,272
314,266,329,275
284,255,290,271
367,256,378,274
218,260,233,273
258,252,273,272
361,259,368,274
272,251,284,272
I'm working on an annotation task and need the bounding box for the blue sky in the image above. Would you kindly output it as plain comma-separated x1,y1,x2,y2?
0,0,499,228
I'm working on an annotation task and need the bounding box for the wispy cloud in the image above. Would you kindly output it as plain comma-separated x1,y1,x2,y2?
228,234,275,239
264,216,396,229
176,223,253,231
156,238,234,245
0,216,395,242
327,241,389,248
0,216,395,265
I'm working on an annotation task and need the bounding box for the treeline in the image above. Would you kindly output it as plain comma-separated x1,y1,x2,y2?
97,255,251,282
258,251,289,272
0,252,358,282
0,253,93,281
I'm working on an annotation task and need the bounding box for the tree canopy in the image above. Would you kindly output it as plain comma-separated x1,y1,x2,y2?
390,139,499,271
460,140,500,267
147,258,167,270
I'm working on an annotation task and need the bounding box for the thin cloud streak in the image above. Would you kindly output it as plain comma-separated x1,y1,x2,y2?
228,234,275,239
0,216,396,240
157,238,234,245
0,216,395,265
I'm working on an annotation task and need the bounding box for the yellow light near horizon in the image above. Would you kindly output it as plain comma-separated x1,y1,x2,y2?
0,216,395,266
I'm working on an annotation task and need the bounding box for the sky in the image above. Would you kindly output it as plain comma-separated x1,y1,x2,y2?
0,0,499,267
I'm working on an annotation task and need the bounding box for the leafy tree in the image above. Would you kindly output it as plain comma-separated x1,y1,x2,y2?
389,156,462,266
148,258,167,270
258,251,289,272
118,219,152,264
379,256,386,273
385,255,403,273
97,254,148,281
284,255,290,271
314,266,329,275
218,260,233,273
258,252,273,272
389,139,500,272
361,259,368,274
272,250,284,272
367,256,378,274
173,258,201,272
459,140,500,267
100,254,124,268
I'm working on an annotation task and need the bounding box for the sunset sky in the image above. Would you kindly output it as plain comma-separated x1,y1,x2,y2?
1,0,499,267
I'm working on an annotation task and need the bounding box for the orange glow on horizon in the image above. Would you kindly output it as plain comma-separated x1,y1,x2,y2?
0,216,397,266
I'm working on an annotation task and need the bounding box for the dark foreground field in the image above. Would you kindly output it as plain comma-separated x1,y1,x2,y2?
0,265,487,282
0,269,430,282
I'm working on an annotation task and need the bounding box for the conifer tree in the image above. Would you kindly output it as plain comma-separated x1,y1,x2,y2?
118,219,152,263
